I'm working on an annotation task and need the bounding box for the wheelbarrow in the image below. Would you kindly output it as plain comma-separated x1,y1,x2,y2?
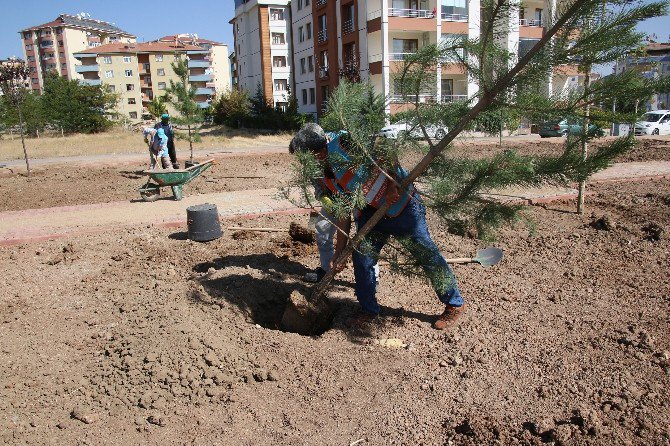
139,159,215,202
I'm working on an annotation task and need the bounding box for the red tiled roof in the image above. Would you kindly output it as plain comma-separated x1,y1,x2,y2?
21,18,63,31
78,41,203,54
156,35,227,46
645,42,670,53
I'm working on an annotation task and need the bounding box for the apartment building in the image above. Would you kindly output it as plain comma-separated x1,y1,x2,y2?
73,42,210,122
231,0,294,110
230,52,239,88
615,42,670,111
235,0,584,119
155,35,231,94
18,13,136,93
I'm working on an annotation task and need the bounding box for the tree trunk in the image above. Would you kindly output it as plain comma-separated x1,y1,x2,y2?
577,68,592,214
17,105,30,176
188,124,193,162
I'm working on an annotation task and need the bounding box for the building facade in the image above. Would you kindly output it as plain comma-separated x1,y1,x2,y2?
155,35,231,95
614,42,670,111
18,13,135,93
234,0,583,119
74,42,211,122
231,0,294,110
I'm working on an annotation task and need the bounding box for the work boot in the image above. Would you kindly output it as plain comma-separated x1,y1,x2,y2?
433,303,467,330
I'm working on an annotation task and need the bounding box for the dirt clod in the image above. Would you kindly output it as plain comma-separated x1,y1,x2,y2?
288,222,315,244
642,222,664,241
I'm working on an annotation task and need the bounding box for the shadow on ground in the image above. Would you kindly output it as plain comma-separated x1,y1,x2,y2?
189,253,435,341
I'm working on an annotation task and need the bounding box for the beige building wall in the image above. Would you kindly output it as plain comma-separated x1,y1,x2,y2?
210,44,231,94
147,53,182,117
98,54,143,120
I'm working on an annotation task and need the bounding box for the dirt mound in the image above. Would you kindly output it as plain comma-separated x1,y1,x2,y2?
288,222,314,244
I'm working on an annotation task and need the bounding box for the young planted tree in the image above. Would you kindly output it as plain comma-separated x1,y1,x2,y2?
0,61,32,175
283,0,669,331
147,95,168,119
165,58,204,163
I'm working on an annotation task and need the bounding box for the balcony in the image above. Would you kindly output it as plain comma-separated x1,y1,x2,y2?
440,94,467,103
186,50,209,55
441,13,468,22
389,8,435,18
390,52,417,61
195,87,214,95
75,64,99,73
319,67,329,79
189,74,213,82
80,79,101,86
390,93,436,103
188,60,210,68
196,101,211,109
342,18,355,35
316,0,327,6
519,18,543,26
317,30,328,43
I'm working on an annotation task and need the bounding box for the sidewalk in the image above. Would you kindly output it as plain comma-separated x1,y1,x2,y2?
1,161,669,246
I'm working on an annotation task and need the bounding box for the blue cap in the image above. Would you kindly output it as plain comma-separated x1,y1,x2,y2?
161,113,169,119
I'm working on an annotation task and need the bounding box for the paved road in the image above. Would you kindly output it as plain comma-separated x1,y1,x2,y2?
1,160,668,246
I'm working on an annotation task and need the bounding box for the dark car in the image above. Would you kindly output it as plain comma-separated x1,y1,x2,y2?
539,119,605,138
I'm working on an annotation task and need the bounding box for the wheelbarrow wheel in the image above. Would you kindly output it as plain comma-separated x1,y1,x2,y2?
140,185,161,202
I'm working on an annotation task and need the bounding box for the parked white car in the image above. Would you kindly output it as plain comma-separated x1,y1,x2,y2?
379,121,448,140
634,110,670,135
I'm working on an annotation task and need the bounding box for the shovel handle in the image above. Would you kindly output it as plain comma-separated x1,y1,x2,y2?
226,227,287,232
444,257,473,264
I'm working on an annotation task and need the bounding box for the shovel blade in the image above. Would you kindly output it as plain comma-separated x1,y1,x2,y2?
474,247,504,267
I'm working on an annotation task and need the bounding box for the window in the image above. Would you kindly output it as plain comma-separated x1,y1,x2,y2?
342,4,355,34
392,38,418,58
24,32,31,39
299,26,304,43
305,0,310,5
105,70,114,78
157,68,165,76
59,52,65,59
302,89,308,105
298,0,303,9
318,15,327,41
123,56,132,63
103,56,112,64
129,112,138,119
270,8,285,20
56,28,62,35
440,34,466,60
306,23,312,39
155,54,163,62
158,82,166,90
36,31,42,37
108,85,115,92
272,33,286,45
308,55,314,72
309,88,315,104
343,42,357,65
273,56,287,67
321,85,329,103
32,78,38,84
535,8,543,23
441,0,468,18
25,44,33,50
128,98,136,104
40,40,53,48
441,79,454,96
300,58,306,74
27,56,35,62
125,69,133,77
126,84,134,91
274,79,288,91
142,63,150,72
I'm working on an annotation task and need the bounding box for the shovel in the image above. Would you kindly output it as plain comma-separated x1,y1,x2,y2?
445,247,504,267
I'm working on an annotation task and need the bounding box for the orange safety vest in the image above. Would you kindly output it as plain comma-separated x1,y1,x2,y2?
321,131,413,217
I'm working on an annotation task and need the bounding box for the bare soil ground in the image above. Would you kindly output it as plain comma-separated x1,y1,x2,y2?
1,137,668,212
1,135,669,444
1,178,669,445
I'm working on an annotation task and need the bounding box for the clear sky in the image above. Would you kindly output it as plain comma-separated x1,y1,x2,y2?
0,0,668,73
0,0,237,58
